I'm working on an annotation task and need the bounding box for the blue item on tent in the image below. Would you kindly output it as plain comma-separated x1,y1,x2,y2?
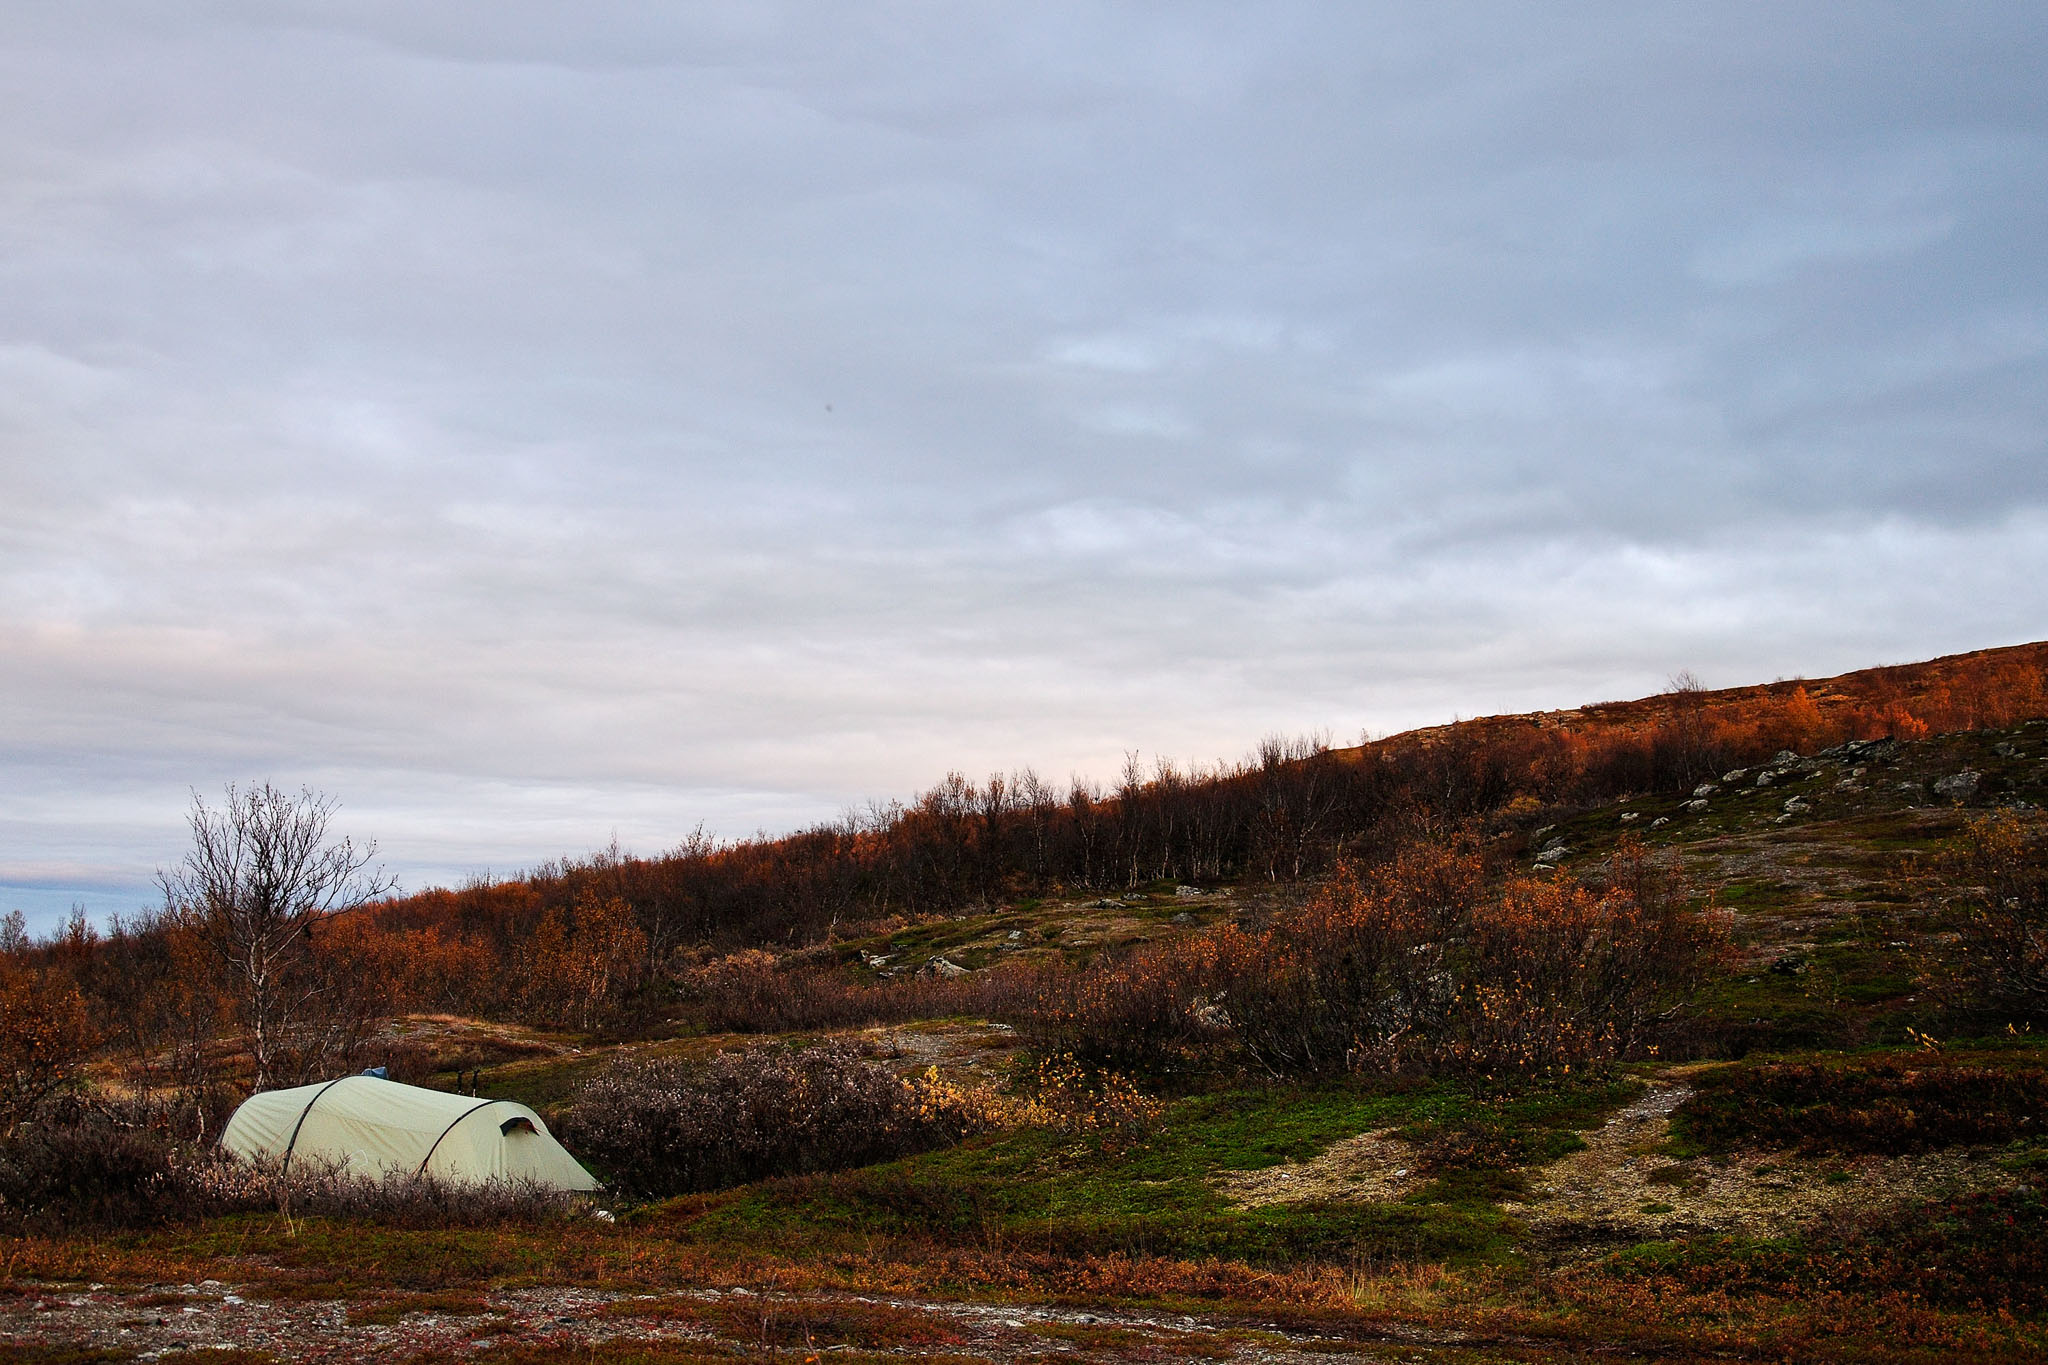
362,1065,388,1079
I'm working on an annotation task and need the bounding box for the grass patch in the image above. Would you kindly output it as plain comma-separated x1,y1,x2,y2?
656,1075,1637,1268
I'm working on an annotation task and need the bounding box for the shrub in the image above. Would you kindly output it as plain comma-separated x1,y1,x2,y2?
1008,1053,1163,1145
0,958,95,1130
687,950,1043,1034
1022,943,1216,1074
1672,1057,2048,1155
1198,837,1726,1078
0,1098,188,1229
1924,813,2048,1025
562,1041,999,1198
1204,848,1474,1075
0,1093,583,1232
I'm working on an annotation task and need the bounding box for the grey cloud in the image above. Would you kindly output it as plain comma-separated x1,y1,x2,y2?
3,3,2046,927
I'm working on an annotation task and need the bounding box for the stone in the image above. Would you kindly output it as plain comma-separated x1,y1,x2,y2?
1650,816,1671,828
1773,750,1800,765
1692,782,1719,798
1683,798,1709,813
1932,770,1982,802
926,956,969,978
1754,772,1775,787
1721,769,1749,783
1175,885,1203,898
1619,811,1640,823
1782,797,1810,815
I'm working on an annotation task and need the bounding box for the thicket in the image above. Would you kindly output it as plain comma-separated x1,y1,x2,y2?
1023,838,1728,1079
561,1042,1000,1198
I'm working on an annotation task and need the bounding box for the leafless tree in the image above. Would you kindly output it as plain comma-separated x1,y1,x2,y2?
157,783,394,1090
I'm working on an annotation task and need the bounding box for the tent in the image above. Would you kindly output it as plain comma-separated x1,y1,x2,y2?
220,1074,600,1192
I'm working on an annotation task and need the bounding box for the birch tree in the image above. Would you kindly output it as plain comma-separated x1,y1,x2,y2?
158,784,393,1090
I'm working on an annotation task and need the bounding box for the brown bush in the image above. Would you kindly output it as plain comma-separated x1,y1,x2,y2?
1923,813,2048,1025
562,1041,1000,1198
1452,845,1729,1074
0,958,95,1131
687,950,1044,1034
1204,845,1480,1075
1192,836,1725,1077
1022,941,1217,1074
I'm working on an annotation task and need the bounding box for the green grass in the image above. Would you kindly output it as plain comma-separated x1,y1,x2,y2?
652,1074,1639,1268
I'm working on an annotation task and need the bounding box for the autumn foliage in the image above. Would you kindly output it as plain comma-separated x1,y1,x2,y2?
4,640,2038,1118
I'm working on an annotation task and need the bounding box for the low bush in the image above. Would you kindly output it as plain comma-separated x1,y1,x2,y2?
562,1041,1000,1198
0,1097,189,1229
0,1093,583,1232
1022,943,1216,1074
1035,837,1728,1079
687,950,1043,1034
1008,1052,1163,1145
1672,1057,2048,1155
1924,813,2048,1026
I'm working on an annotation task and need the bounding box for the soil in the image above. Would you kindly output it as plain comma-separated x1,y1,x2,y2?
0,1279,1471,1363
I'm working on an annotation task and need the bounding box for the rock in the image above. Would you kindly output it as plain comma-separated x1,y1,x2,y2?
1537,840,1569,861
1772,750,1800,765
1933,770,1982,802
1170,911,1196,925
926,956,969,978
1175,885,1204,898
1650,816,1671,828
1769,953,1807,975
1692,782,1719,798
1781,797,1810,815
1721,769,1749,784
1619,811,1640,823
1683,798,1709,813
1754,772,1775,787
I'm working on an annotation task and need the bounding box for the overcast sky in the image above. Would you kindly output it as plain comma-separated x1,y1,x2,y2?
3,3,2045,929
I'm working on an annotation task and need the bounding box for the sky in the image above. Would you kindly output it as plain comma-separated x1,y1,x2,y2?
3,3,2045,930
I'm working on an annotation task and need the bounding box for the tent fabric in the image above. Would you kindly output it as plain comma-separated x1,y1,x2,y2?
220,1075,600,1191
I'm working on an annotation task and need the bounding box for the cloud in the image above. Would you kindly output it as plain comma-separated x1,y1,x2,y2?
2,3,2046,928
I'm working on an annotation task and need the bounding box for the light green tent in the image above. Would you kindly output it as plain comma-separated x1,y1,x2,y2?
220,1074,600,1191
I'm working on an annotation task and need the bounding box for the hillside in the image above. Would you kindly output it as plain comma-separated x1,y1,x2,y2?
3,643,2047,1362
